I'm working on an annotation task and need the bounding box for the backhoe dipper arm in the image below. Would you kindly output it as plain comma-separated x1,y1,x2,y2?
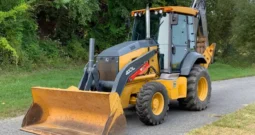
192,0,216,67
112,50,157,95
192,0,209,46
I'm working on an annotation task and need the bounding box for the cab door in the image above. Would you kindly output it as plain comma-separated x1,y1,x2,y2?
171,14,189,72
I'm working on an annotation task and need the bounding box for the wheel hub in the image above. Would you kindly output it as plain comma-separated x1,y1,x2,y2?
151,92,164,115
152,99,159,109
197,77,208,101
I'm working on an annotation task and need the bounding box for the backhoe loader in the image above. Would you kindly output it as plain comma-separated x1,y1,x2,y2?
21,0,216,134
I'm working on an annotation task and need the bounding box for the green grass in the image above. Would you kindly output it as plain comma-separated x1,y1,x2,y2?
189,104,255,135
0,66,83,118
209,63,255,81
0,62,255,119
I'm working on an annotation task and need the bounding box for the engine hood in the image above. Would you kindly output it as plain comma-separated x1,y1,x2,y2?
98,40,158,57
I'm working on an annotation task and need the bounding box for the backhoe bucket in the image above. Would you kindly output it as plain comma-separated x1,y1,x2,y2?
21,87,126,135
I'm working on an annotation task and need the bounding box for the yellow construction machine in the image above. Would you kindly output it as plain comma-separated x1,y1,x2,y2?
21,0,216,134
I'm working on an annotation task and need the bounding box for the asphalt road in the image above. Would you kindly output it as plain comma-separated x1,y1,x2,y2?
1,76,255,135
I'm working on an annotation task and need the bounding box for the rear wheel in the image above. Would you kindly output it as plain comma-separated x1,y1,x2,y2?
136,82,169,125
178,65,211,111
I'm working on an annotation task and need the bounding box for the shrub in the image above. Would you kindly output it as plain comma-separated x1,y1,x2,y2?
0,37,18,65
65,37,88,60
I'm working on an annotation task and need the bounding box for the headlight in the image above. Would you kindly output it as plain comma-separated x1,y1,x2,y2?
155,11,158,15
139,12,142,17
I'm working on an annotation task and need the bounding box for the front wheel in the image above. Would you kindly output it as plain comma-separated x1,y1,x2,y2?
136,82,169,125
178,65,211,111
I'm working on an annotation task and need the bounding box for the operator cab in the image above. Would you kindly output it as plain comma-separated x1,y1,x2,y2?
131,7,205,73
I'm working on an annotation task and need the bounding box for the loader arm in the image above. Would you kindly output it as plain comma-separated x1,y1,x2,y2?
112,49,157,95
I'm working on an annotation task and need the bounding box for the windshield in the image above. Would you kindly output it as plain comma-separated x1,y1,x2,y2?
132,13,163,41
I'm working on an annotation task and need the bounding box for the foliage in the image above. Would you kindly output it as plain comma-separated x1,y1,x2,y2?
39,39,60,60
230,0,255,65
68,0,99,26
0,0,99,67
65,36,88,60
0,37,18,65
0,0,254,68
0,0,26,11
208,0,255,66
206,0,236,59
0,2,35,66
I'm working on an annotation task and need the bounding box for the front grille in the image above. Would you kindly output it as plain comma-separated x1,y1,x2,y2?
97,57,119,81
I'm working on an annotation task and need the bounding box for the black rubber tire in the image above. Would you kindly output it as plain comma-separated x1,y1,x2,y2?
178,65,211,111
136,82,169,125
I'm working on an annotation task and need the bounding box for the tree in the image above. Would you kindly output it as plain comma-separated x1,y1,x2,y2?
205,0,236,62
230,0,255,65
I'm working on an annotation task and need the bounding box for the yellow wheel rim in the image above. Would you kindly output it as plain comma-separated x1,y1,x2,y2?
197,77,208,101
151,92,164,115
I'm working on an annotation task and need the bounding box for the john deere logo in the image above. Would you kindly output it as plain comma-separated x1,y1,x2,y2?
105,58,109,62
126,67,135,75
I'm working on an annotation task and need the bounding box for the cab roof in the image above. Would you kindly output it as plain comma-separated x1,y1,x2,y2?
131,6,198,16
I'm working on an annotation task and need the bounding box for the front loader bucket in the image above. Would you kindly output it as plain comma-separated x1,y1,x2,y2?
21,87,126,135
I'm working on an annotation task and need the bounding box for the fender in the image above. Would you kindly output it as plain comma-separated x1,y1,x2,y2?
180,52,206,76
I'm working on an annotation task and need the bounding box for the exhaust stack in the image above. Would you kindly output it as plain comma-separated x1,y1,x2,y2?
192,0,198,8
88,38,95,69
146,4,151,39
